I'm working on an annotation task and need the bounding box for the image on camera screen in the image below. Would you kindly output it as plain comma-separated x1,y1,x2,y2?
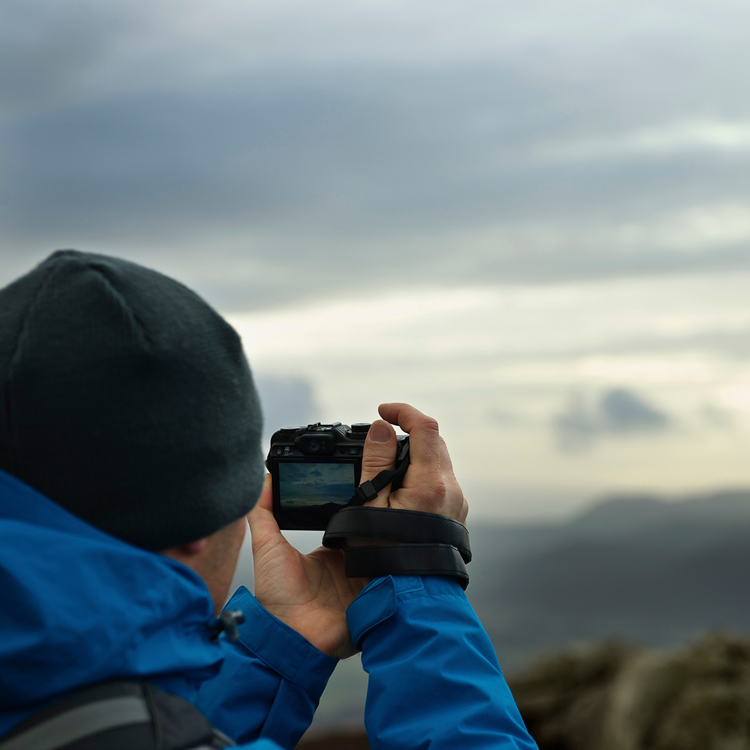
278,462,355,509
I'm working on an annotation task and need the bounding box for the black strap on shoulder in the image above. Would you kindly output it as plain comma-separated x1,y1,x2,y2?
0,681,235,750
345,544,469,589
323,506,472,563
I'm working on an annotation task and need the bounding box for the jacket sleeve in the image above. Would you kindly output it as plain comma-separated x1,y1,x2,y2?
347,575,538,750
195,586,338,750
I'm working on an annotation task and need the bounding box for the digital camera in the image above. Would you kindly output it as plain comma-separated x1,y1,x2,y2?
266,422,409,530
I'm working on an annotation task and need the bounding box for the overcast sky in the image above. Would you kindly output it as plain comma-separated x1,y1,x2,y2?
2,0,750,524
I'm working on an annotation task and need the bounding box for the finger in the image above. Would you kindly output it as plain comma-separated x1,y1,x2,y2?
252,474,273,514
379,404,467,521
378,403,441,476
438,436,469,523
247,475,288,552
358,419,397,507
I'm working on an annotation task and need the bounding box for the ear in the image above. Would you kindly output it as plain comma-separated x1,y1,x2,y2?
159,537,209,562
181,539,209,556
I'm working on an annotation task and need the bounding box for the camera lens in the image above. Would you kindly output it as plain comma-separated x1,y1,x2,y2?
309,438,320,452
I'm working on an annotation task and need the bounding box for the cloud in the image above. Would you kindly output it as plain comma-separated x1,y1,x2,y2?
3,0,750,312
599,389,671,433
554,388,672,452
0,2,147,117
700,404,736,430
487,408,525,427
537,119,750,163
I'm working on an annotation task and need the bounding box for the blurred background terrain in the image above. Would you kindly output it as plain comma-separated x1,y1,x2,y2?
281,488,750,743
2,1,750,746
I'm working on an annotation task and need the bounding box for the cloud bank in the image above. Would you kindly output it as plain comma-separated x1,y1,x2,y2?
554,388,673,452
2,0,750,311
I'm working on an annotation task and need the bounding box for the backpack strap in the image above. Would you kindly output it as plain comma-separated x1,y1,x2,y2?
0,681,235,750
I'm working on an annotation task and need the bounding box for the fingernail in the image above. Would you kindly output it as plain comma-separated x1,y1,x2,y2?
369,421,391,443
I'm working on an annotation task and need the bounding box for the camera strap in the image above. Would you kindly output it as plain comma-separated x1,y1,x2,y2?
322,507,472,589
321,436,472,589
323,507,472,563
344,543,469,589
348,437,411,505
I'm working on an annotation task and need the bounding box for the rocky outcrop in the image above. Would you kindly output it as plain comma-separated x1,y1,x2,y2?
297,633,750,749
509,633,750,750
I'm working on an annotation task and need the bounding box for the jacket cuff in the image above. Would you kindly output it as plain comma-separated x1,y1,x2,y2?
347,575,466,649
226,586,338,693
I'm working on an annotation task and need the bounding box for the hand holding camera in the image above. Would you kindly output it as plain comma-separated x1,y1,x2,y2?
248,403,469,659
356,403,468,525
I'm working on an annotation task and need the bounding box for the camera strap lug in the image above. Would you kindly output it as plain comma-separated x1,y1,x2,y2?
353,480,379,503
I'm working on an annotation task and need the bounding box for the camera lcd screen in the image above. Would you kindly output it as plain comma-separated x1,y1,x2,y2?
278,461,355,510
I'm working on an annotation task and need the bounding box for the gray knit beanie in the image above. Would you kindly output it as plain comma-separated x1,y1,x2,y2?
0,250,265,550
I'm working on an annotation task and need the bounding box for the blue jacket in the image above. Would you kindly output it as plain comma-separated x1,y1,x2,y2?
0,468,536,749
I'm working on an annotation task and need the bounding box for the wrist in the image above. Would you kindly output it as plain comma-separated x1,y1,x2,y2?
255,599,357,660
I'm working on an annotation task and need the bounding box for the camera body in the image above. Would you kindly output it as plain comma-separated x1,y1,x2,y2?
266,422,407,530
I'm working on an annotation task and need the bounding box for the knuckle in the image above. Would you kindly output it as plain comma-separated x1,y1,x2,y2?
416,480,447,511
431,480,447,502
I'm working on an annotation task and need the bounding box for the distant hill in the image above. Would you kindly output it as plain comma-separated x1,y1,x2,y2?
572,489,750,529
468,489,750,673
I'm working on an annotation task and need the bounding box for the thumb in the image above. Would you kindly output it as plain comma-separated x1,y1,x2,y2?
359,420,397,507
247,474,286,554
